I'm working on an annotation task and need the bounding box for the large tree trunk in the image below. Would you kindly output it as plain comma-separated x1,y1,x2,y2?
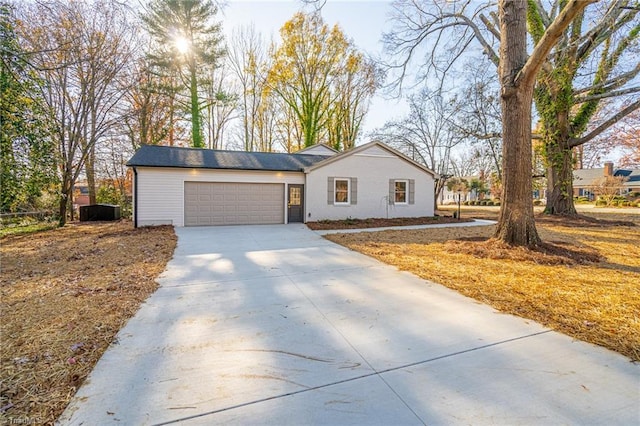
540,92,578,215
544,139,577,215
58,173,71,227
494,0,541,246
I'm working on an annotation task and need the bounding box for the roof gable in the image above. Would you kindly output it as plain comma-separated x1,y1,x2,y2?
304,141,439,177
126,145,328,172
294,144,338,156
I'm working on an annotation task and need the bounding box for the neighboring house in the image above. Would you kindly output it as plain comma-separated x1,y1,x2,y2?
126,141,438,227
573,161,640,200
73,182,90,210
439,175,493,205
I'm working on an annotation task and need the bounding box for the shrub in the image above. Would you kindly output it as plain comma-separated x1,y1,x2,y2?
486,200,494,206
621,201,631,207
463,201,470,206
493,200,501,206
533,200,542,206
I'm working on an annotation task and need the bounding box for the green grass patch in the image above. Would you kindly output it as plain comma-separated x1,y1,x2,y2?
0,221,58,238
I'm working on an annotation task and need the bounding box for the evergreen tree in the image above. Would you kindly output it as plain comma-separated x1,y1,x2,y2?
141,0,225,148
0,2,56,212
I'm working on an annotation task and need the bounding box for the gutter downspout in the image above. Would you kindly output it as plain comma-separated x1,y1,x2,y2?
132,167,138,228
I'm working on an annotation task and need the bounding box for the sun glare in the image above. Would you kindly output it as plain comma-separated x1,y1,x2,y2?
174,35,190,54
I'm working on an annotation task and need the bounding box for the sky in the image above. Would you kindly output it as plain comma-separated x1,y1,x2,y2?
220,0,409,137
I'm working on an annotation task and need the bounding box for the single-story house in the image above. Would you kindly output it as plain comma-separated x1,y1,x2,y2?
574,161,640,199
126,141,438,227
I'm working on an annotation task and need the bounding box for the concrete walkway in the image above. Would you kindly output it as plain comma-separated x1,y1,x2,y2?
59,225,639,425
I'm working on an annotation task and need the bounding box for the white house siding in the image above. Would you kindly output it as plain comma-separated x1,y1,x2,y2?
133,167,304,227
305,150,435,221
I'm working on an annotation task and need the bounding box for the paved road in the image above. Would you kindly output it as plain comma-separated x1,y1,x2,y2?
59,224,639,425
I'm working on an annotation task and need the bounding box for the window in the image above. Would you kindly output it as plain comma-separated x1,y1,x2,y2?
395,180,408,204
335,179,350,204
327,177,357,205
389,179,414,205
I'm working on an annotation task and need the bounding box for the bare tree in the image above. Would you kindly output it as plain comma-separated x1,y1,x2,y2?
590,175,627,206
203,62,239,149
119,55,182,149
579,104,640,169
372,89,463,211
17,0,135,225
227,25,270,151
384,0,594,245
450,145,495,179
452,58,503,179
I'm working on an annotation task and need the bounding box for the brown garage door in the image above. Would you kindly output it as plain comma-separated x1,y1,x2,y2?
184,182,284,226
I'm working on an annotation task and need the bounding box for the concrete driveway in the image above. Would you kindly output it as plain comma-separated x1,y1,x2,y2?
59,224,639,425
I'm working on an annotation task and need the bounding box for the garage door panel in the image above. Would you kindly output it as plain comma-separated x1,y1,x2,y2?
185,182,284,226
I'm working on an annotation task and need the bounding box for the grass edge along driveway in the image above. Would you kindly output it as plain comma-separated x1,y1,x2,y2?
325,214,639,362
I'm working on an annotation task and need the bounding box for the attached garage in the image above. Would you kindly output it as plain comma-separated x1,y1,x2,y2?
127,145,332,227
184,182,284,226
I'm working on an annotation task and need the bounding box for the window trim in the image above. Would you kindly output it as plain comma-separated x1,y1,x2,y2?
334,178,351,205
394,179,409,205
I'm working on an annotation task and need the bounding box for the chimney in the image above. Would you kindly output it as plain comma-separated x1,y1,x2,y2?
604,161,614,177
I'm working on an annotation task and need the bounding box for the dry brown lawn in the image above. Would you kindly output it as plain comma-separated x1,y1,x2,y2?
325,210,640,361
1,209,638,423
0,221,176,425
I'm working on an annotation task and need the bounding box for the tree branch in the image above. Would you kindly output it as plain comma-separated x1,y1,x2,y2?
570,99,640,147
575,1,634,61
533,0,551,27
573,62,640,95
516,0,595,87
575,86,640,103
479,13,500,40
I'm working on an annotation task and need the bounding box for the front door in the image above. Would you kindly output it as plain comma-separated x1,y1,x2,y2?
287,184,304,223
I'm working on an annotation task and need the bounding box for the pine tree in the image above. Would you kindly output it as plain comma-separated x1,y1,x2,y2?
141,0,225,148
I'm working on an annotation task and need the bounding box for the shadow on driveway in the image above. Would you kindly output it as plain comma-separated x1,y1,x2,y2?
59,225,639,425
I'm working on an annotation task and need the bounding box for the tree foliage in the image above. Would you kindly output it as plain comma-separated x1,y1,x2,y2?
578,106,640,168
267,12,378,150
528,0,640,215
1,2,57,212
141,0,224,148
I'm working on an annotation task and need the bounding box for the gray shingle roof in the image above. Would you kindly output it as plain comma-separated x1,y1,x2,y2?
126,145,329,172
574,167,640,187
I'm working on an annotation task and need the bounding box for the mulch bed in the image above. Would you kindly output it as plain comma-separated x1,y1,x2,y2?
534,213,637,227
445,237,604,265
306,215,473,230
